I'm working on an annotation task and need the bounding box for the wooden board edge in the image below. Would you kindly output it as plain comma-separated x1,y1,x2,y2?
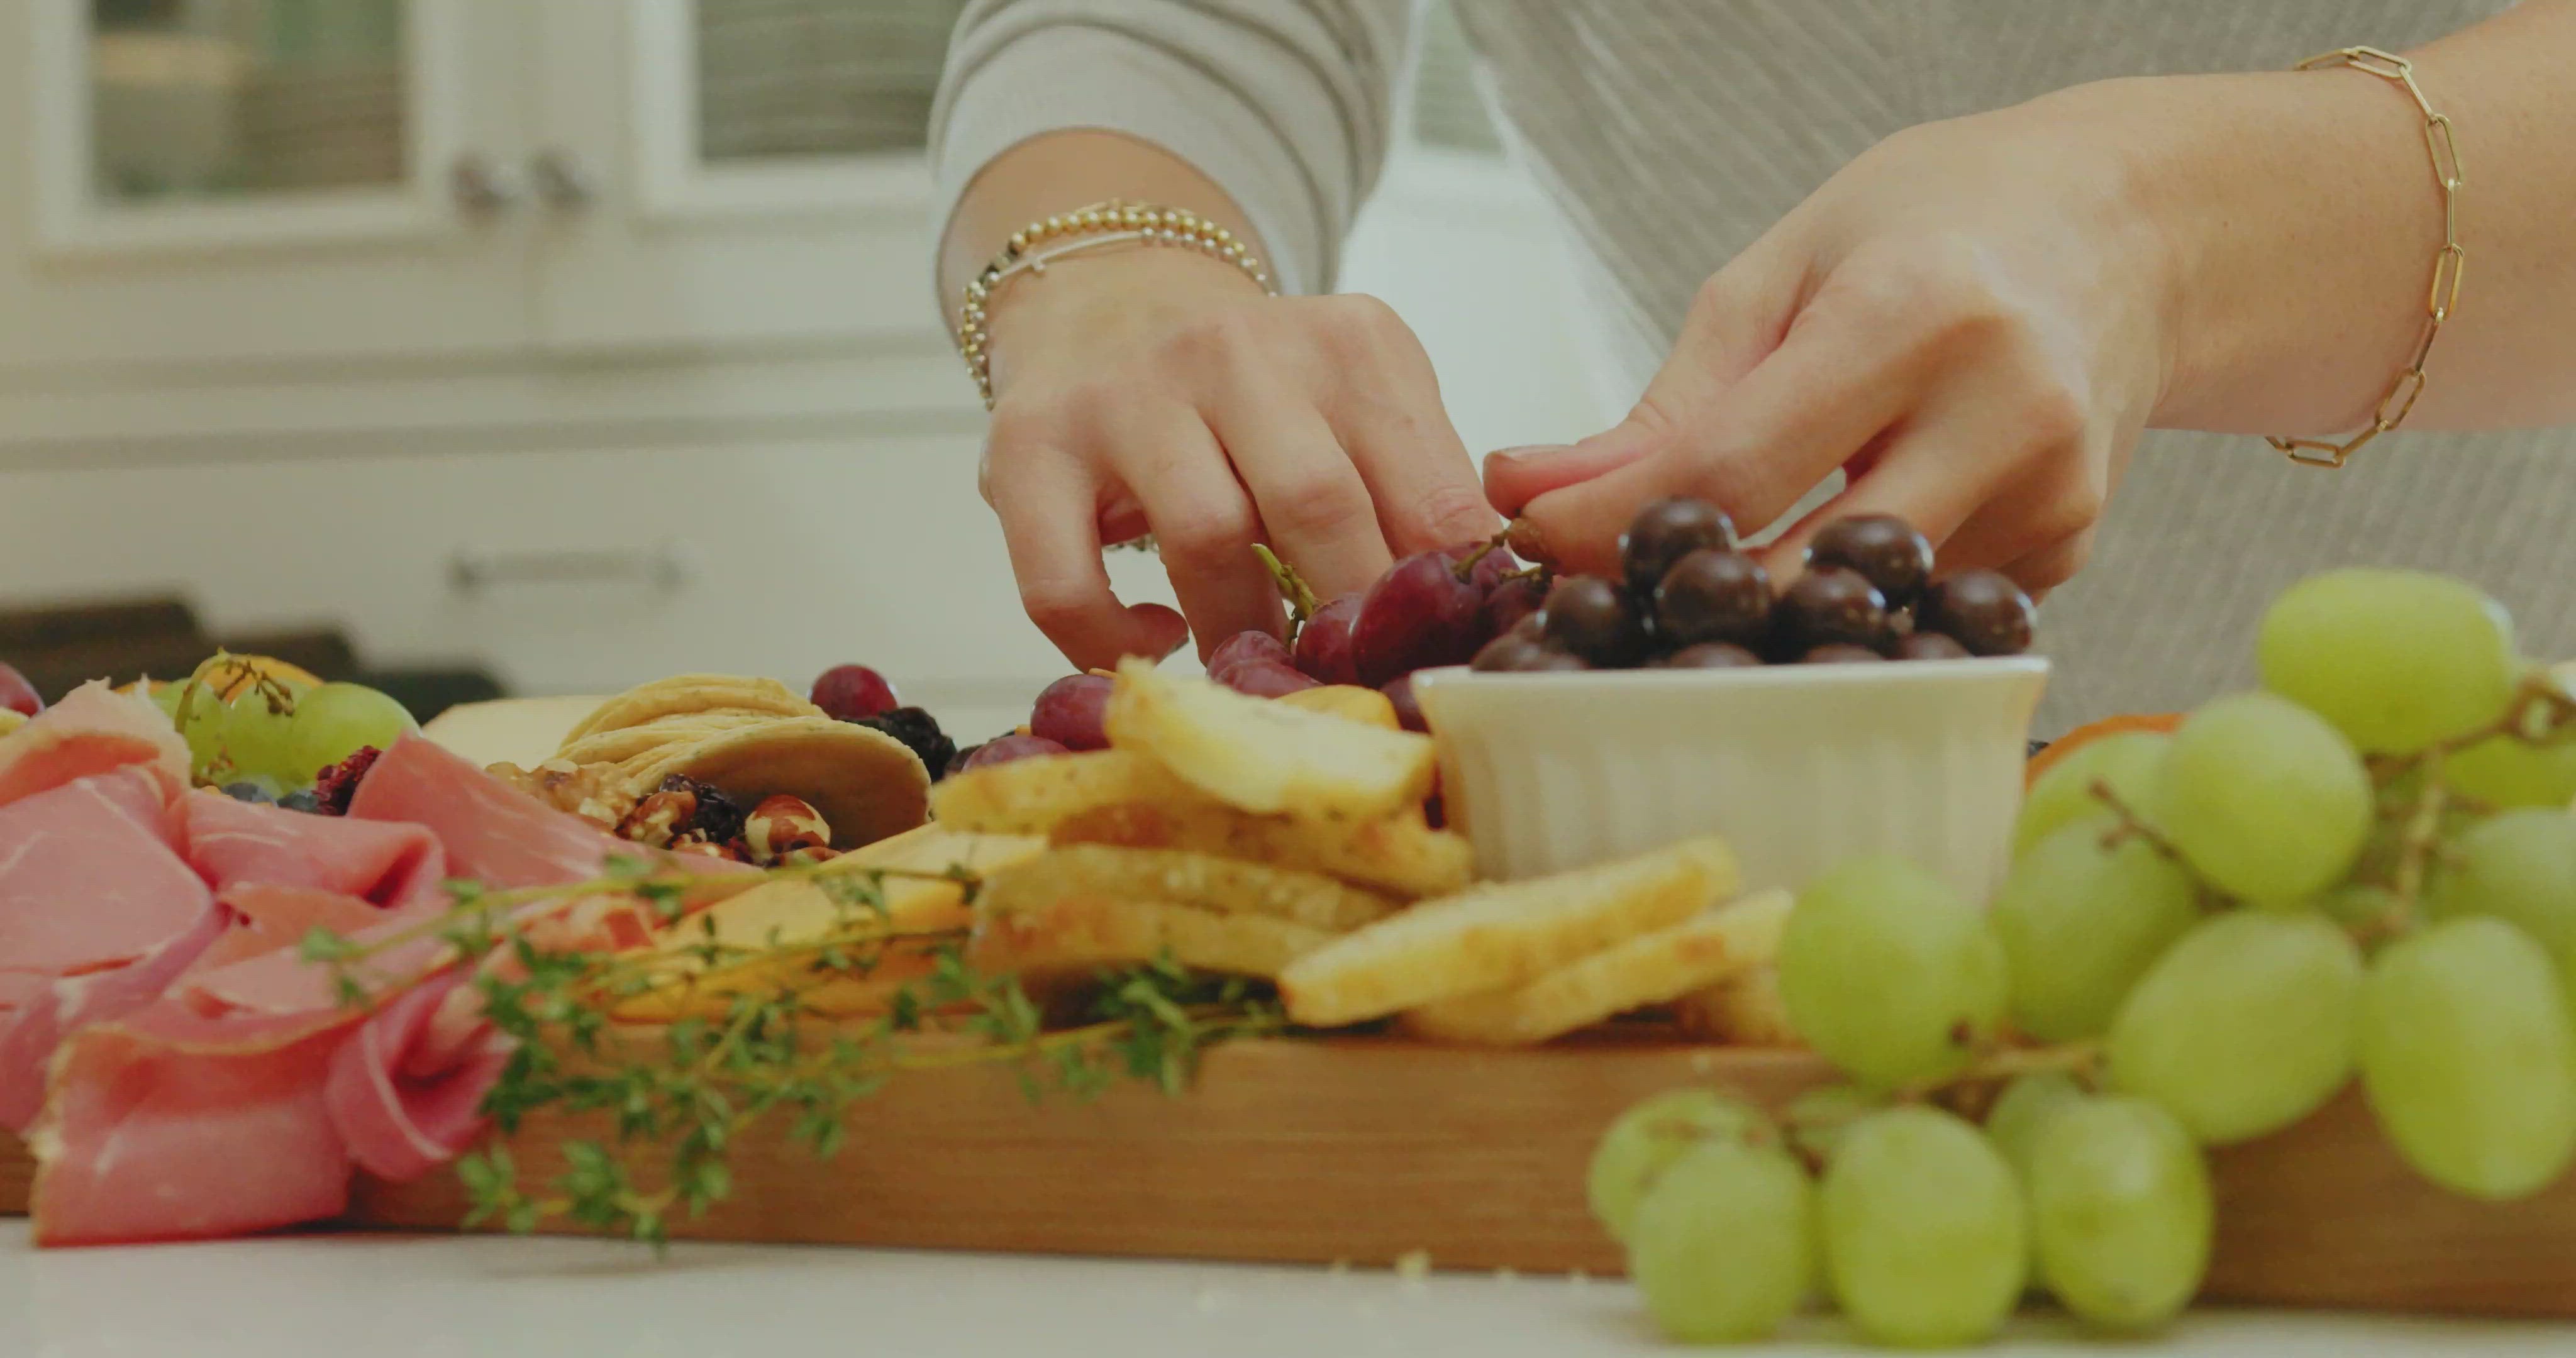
9,1037,2576,1320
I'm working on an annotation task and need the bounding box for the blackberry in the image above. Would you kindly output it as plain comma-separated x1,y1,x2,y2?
311,746,382,816
855,705,957,780
658,774,748,844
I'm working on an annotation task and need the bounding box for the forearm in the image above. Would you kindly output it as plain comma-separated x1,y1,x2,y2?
2131,0,2576,433
936,130,1272,336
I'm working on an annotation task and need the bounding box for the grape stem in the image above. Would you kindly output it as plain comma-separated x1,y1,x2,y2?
1250,544,1321,644
1889,1040,2104,1107
2085,778,2182,863
1449,537,1501,583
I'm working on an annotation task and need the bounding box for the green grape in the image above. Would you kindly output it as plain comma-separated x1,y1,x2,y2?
219,690,304,787
1628,1139,1818,1343
1993,824,2202,1042
147,682,186,726
2257,567,2518,754
1784,1083,1885,1165
2026,1095,2212,1331
2431,809,2576,980
2015,732,2170,858
2157,692,2372,903
2448,731,2576,810
1819,1107,2025,1347
279,682,416,786
2359,917,2576,1200
2107,910,2362,1144
1779,856,2008,1088
169,683,231,782
1585,1089,1767,1242
1985,1071,2085,1177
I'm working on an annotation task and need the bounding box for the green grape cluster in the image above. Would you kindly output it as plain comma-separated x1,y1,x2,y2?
1594,566,2576,1349
162,656,416,795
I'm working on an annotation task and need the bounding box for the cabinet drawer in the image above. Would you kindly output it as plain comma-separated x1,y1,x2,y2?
0,436,1178,742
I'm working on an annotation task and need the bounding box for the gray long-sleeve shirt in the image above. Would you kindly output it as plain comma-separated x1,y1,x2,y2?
931,0,2572,731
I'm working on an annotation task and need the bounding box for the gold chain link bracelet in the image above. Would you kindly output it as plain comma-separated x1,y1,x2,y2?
954,199,1276,409
2267,46,2465,469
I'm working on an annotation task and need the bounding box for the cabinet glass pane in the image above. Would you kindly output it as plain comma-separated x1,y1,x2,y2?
694,0,966,163
89,0,407,202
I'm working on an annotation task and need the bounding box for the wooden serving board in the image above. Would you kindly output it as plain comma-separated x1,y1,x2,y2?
8,1037,2575,1318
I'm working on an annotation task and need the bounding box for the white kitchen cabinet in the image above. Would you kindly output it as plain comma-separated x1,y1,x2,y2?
0,0,1613,709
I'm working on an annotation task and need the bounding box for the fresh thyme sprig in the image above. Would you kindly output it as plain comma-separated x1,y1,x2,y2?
301,853,1279,1245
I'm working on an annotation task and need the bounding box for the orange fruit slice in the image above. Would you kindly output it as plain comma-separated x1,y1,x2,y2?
2026,712,2184,788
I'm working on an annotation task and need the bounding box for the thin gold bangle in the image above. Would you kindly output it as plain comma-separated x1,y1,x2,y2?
2266,46,2464,470
954,199,1275,409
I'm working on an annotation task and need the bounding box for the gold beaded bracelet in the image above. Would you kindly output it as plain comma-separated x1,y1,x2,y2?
955,199,1277,409
2267,46,2465,470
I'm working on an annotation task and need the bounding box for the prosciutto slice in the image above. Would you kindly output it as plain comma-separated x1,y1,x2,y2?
0,766,211,981
180,791,448,911
349,734,641,890
0,905,227,1131
326,972,511,1182
29,1003,360,1245
0,681,187,810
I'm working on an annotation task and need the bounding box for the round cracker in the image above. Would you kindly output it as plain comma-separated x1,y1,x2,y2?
636,715,928,849
558,675,821,746
557,709,780,767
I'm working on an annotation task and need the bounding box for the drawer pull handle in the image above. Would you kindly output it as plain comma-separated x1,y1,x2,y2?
448,544,692,593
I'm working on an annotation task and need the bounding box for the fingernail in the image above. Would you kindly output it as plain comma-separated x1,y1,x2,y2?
1487,443,1574,466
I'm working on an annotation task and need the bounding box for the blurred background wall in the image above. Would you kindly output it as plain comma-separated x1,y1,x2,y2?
0,0,1613,737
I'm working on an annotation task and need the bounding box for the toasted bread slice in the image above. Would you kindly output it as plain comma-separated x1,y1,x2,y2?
1105,659,1435,819
984,843,1398,932
1047,801,1472,900
968,892,1336,982
1278,837,1739,1027
1401,888,1790,1045
1675,965,1802,1047
930,748,1204,834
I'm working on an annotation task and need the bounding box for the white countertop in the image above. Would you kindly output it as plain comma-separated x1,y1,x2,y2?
1,1223,2568,1357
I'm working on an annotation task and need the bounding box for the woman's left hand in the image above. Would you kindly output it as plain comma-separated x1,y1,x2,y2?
1487,85,2185,595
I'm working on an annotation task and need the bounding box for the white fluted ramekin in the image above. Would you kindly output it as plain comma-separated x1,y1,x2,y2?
1410,657,2049,903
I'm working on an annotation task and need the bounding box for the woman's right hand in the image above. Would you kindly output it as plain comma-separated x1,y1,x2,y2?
978,246,1496,671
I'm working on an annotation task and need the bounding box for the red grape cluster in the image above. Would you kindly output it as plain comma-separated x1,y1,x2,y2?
1472,498,2035,673
963,541,1540,773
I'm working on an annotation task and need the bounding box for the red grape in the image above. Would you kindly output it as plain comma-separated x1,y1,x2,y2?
1471,634,1545,672
1448,541,1517,593
1802,643,1889,664
1540,576,1650,668
0,663,38,717
1220,660,1322,698
1621,497,1736,595
1661,642,1765,669
810,664,898,722
1892,631,1974,661
1921,570,2036,656
1207,629,1290,683
1294,594,1363,685
1809,514,1935,609
1774,566,1887,653
1382,675,1428,732
1030,673,1113,750
1480,574,1545,640
953,733,1070,773
1352,551,1484,686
